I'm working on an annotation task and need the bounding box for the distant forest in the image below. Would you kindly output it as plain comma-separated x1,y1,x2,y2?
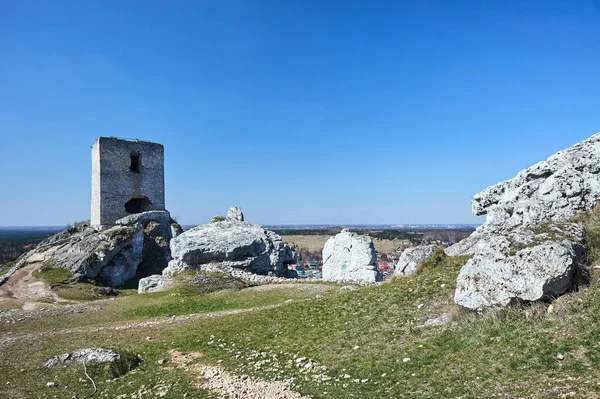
0,229,60,265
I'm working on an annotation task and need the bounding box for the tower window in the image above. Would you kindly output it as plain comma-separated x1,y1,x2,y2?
130,153,140,173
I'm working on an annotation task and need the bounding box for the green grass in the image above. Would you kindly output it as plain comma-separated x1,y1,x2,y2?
413,247,471,276
0,279,321,335
51,282,108,301
0,260,16,276
573,206,600,265
4,212,600,398
3,259,600,398
6,255,600,398
33,267,73,285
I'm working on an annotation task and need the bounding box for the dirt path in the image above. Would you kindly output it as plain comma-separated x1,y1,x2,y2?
0,248,68,310
0,304,283,351
0,262,64,305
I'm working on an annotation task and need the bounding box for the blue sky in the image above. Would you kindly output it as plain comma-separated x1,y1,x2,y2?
0,0,598,226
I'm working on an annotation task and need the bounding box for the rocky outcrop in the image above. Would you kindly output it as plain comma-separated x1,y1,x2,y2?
35,222,145,286
162,208,298,279
448,132,600,257
474,133,600,233
450,134,600,310
454,223,585,309
322,229,381,283
6,211,179,287
227,206,244,222
393,245,437,276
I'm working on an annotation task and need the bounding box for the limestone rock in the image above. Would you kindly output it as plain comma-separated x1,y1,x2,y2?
5,211,178,288
420,313,452,328
455,223,586,310
448,134,600,309
322,230,382,283
45,348,121,367
448,132,600,257
170,221,184,238
45,223,145,287
480,133,600,231
393,245,437,276
227,206,244,222
138,274,169,294
163,215,298,278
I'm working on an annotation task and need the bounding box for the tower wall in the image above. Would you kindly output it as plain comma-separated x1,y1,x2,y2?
91,137,165,227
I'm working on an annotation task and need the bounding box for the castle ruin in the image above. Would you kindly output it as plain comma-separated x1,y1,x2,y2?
91,137,165,227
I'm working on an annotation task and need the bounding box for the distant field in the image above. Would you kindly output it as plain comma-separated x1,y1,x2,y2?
281,235,330,252
281,235,402,255
280,229,472,259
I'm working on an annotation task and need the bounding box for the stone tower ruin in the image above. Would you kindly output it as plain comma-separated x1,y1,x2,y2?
91,137,165,227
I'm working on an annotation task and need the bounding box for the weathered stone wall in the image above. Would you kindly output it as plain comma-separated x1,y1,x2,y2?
91,137,165,227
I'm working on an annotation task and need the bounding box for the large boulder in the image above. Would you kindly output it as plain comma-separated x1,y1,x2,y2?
393,245,437,277
322,229,382,283
138,274,169,293
14,211,179,287
454,223,585,310
163,208,298,278
45,348,121,367
449,133,600,310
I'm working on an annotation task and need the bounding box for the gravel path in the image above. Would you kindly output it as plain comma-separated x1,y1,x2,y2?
169,349,310,399
198,364,309,399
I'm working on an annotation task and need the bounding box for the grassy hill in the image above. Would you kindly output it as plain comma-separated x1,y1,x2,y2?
2,249,600,398
1,212,600,398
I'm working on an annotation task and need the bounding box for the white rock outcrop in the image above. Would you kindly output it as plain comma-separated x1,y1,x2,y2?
227,206,244,222
393,245,437,276
0,211,181,288
162,208,298,278
448,132,600,257
322,229,381,283
474,133,600,233
450,134,600,310
454,224,585,310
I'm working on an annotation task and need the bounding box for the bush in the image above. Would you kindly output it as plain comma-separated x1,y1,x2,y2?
571,205,600,259
413,248,472,276
415,247,447,274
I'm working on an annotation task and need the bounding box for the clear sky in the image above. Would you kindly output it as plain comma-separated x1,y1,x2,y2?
0,0,598,226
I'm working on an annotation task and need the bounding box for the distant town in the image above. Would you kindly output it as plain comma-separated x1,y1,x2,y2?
265,224,480,231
